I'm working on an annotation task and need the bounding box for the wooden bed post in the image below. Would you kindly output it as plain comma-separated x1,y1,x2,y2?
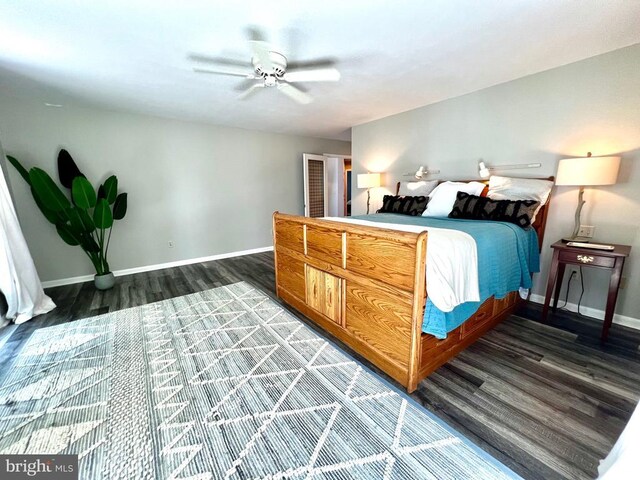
407,231,427,393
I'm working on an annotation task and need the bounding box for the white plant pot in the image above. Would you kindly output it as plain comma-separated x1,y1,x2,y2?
94,272,115,290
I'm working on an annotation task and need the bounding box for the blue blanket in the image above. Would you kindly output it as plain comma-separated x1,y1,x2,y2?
353,214,540,338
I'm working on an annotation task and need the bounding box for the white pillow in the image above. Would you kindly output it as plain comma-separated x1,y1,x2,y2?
398,180,438,197
422,181,486,217
488,175,554,222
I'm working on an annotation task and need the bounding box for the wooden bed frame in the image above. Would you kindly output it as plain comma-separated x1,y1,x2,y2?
272,178,553,392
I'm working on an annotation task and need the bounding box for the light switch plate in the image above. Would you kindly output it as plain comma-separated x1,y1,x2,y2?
577,225,595,238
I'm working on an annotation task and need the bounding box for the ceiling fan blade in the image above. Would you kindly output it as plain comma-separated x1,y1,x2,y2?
246,26,274,71
238,83,265,100
287,58,336,70
188,54,252,68
277,83,313,104
234,78,260,92
248,40,274,72
283,68,341,83
193,67,254,78
246,26,267,42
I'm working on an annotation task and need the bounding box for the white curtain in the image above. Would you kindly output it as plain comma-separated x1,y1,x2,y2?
598,400,640,479
0,139,55,326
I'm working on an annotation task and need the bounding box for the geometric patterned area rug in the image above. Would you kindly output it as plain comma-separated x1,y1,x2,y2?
0,282,519,479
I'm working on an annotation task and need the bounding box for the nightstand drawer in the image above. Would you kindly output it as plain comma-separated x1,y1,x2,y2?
559,250,615,268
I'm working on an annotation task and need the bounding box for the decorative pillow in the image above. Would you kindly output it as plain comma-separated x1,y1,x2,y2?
422,181,486,217
449,192,540,227
398,180,438,197
378,195,429,216
487,175,554,222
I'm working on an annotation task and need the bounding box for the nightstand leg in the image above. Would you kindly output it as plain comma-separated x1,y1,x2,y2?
552,264,566,312
542,249,560,323
602,258,624,342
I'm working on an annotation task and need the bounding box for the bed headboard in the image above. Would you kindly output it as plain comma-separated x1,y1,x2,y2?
394,177,555,251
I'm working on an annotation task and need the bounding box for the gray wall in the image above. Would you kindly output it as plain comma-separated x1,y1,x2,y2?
352,44,640,321
0,95,350,282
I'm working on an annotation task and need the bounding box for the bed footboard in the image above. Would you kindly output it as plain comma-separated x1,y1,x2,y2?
273,212,427,390
272,212,522,392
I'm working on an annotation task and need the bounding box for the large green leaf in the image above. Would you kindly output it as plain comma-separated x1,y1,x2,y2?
93,198,113,229
102,175,118,204
80,234,100,253
32,187,60,224
67,208,83,231
56,223,82,246
29,168,70,212
113,192,128,220
57,149,85,189
72,176,97,209
7,156,31,185
78,208,95,232
66,207,95,233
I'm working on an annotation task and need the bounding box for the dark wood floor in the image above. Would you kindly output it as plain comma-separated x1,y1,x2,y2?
2,251,639,480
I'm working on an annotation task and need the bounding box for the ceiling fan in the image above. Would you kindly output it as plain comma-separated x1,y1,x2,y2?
190,28,341,104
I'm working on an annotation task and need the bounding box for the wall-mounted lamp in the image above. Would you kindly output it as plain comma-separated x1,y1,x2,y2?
357,172,381,215
405,166,441,180
556,152,620,242
478,161,542,179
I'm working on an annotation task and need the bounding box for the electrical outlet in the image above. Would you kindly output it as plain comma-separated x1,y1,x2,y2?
577,225,595,238
168,241,174,248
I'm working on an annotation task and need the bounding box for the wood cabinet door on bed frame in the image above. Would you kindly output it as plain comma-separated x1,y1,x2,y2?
305,265,343,325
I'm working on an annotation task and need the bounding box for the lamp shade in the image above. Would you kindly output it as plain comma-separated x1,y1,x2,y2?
556,156,620,186
357,172,381,189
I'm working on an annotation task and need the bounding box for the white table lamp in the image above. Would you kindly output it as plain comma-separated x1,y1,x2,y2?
357,172,381,214
556,153,620,242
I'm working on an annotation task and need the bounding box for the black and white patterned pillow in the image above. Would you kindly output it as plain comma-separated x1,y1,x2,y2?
378,195,429,216
448,191,539,227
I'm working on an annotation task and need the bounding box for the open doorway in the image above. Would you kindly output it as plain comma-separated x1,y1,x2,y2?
344,158,352,216
302,154,352,217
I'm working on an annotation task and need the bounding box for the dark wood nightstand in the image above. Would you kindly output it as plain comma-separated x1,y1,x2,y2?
541,240,631,341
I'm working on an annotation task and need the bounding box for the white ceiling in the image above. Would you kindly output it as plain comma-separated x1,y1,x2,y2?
1,1,639,141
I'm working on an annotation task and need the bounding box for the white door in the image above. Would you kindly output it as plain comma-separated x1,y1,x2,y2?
303,154,328,217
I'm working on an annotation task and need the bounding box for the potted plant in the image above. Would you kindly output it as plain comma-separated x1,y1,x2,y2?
8,149,128,290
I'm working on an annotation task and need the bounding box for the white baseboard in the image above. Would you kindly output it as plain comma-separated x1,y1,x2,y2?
41,246,274,289
528,293,640,331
